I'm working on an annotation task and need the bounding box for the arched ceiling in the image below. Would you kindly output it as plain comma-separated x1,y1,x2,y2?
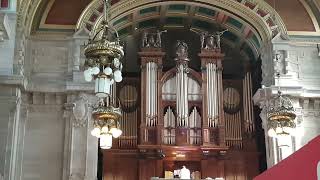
30,0,320,36
77,0,275,61
16,0,320,64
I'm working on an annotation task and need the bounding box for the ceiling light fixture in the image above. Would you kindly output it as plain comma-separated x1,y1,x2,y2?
83,0,124,149
266,53,296,138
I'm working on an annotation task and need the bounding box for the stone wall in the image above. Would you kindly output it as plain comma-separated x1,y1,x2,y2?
254,35,320,168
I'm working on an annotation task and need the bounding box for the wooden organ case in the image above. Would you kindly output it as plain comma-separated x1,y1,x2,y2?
103,36,260,180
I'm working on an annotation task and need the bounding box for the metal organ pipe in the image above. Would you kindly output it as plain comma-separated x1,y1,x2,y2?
151,62,154,126
206,63,219,128
208,63,211,126
184,72,188,126
243,72,254,133
175,63,189,127
146,63,150,126
248,72,254,132
243,75,247,132
213,63,218,127
145,62,158,127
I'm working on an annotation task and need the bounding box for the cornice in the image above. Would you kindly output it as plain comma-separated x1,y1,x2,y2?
0,74,25,87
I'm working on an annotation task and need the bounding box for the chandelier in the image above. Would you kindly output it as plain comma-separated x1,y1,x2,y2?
83,0,124,149
91,98,122,149
266,90,296,138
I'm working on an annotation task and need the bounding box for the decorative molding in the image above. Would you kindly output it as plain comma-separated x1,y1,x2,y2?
0,12,15,40
30,45,68,73
76,0,286,43
72,94,90,128
0,74,25,86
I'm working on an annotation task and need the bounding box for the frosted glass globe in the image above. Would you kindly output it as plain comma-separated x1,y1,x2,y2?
84,68,92,76
268,128,277,137
275,127,282,134
110,128,122,138
100,133,112,149
113,70,122,78
84,73,93,82
91,66,100,75
91,127,101,138
283,127,294,135
114,75,123,83
103,67,113,75
113,58,120,68
101,126,109,134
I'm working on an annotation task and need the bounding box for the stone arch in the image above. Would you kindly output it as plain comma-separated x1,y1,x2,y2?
76,0,288,87
77,0,287,42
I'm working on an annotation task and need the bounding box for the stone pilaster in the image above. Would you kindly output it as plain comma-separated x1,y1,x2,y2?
64,93,98,180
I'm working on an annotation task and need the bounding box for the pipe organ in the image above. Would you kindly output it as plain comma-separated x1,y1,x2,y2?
243,72,255,133
117,80,139,149
138,47,165,144
104,33,259,180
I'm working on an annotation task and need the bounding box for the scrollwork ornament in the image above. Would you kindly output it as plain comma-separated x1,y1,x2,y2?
72,94,90,128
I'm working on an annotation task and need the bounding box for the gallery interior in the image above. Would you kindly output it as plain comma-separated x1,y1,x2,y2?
1,0,320,179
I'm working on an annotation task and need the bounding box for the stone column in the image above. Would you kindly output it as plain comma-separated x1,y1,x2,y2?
198,49,225,146
0,12,17,75
253,88,303,168
138,48,165,145
0,73,24,180
63,93,99,180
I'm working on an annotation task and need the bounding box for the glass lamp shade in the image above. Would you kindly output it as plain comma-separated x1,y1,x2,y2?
91,66,100,75
268,128,277,138
103,67,113,75
283,126,294,135
113,70,122,78
91,127,101,138
95,77,111,97
100,133,113,149
110,127,122,138
101,126,109,134
84,69,93,82
114,75,123,83
110,78,114,85
275,126,282,134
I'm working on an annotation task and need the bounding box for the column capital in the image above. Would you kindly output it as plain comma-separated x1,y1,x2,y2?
198,49,225,64
138,48,166,65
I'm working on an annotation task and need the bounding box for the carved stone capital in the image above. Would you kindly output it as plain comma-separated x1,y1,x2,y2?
0,12,15,41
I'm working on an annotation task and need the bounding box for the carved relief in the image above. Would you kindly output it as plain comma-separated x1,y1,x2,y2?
175,41,189,60
141,30,167,48
273,50,285,75
200,30,228,50
260,42,274,86
72,94,90,127
31,45,68,73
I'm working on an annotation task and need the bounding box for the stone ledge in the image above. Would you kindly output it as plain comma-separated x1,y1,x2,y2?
0,74,24,86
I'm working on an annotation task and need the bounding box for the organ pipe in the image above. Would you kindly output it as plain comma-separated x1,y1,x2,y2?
145,62,158,127
189,107,202,145
206,63,219,127
163,107,175,145
243,72,255,133
118,84,138,148
176,64,189,127
225,111,243,148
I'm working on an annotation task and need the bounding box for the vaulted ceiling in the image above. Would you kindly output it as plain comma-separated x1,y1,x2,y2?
32,0,320,35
